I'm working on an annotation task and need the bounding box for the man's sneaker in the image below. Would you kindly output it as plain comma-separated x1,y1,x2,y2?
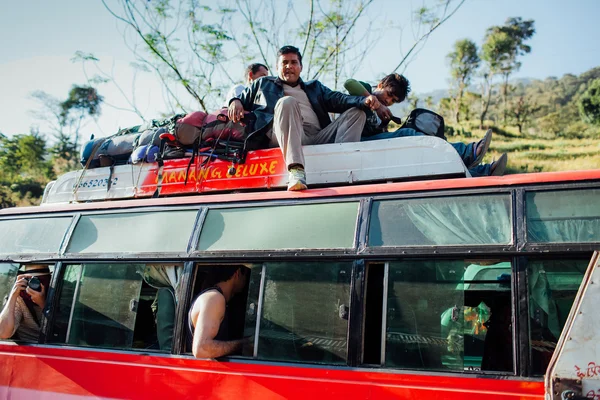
287,168,307,191
490,153,508,176
468,129,493,169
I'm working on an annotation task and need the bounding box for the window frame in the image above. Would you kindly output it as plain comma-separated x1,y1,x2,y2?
363,187,518,256
520,183,600,250
189,198,364,258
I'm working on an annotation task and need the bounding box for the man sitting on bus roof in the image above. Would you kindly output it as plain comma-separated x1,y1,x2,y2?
188,265,250,358
345,75,508,177
227,45,380,191
0,265,51,342
221,63,270,107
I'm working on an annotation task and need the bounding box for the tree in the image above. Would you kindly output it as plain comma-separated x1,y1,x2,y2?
483,18,535,125
579,79,600,125
447,39,479,123
0,131,54,207
31,85,103,170
101,0,466,111
509,94,539,134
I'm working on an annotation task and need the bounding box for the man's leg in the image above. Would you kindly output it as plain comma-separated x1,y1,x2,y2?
268,96,308,191
469,153,508,177
455,129,492,168
312,108,366,144
269,96,306,168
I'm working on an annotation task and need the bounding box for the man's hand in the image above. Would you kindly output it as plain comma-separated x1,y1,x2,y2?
375,104,392,122
9,276,28,300
363,95,381,111
228,99,245,123
27,282,46,309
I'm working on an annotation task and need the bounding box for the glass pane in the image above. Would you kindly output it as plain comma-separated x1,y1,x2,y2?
370,194,512,246
67,211,197,253
528,259,587,376
256,262,352,364
385,260,513,373
0,217,72,254
0,263,19,304
198,203,358,251
50,263,182,352
242,266,263,355
526,189,600,243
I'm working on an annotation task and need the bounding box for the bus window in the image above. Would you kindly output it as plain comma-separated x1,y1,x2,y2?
251,262,352,365
197,202,358,251
369,194,512,247
528,259,587,376
187,262,352,365
0,217,72,254
1,264,55,343
382,260,513,373
526,188,600,243
50,263,182,352
66,211,197,254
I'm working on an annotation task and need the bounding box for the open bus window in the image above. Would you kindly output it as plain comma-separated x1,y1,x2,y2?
528,258,587,376
0,264,55,343
49,263,182,352
378,259,513,373
187,262,352,365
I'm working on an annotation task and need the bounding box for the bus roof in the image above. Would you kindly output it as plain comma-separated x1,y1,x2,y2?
2,169,599,216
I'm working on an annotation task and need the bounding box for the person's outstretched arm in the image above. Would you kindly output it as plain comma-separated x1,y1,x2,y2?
191,291,244,358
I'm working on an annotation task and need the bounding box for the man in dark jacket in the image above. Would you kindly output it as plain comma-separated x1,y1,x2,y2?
228,45,380,191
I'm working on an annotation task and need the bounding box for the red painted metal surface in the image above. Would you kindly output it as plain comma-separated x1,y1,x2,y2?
135,148,287,198
2,169,600,216
0,343,543,399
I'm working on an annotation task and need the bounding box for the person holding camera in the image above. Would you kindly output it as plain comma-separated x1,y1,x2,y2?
0,265,51,341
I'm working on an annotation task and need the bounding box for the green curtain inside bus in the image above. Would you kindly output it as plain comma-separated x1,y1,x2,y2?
370,194,512,246
0,217,72,254
526,189,600,243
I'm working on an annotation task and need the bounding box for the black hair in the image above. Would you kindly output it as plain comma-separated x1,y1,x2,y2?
246,63,268,76
379,73,411,103
205,265,250,286
277,45,303,66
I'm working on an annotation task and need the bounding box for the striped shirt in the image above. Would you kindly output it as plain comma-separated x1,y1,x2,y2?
11,297,42,342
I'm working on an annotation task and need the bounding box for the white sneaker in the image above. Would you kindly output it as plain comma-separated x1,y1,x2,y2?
287,168,307,191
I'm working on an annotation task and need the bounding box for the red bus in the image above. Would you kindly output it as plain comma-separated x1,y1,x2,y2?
1,168,599,399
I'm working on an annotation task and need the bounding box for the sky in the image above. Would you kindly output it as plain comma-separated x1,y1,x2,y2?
1,0,599,140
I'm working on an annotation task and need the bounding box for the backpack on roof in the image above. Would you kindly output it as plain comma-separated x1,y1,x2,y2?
401,108,446,140
171,108,256,146
80,125,142,168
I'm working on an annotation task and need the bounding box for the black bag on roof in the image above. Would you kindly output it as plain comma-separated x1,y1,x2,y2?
400,108,446,140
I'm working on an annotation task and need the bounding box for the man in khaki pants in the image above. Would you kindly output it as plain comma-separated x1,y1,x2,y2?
228,45,381,191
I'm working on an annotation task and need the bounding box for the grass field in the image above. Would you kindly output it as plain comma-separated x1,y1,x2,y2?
447,125,600,174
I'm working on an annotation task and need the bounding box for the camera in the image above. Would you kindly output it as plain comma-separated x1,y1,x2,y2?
25,276,42,292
